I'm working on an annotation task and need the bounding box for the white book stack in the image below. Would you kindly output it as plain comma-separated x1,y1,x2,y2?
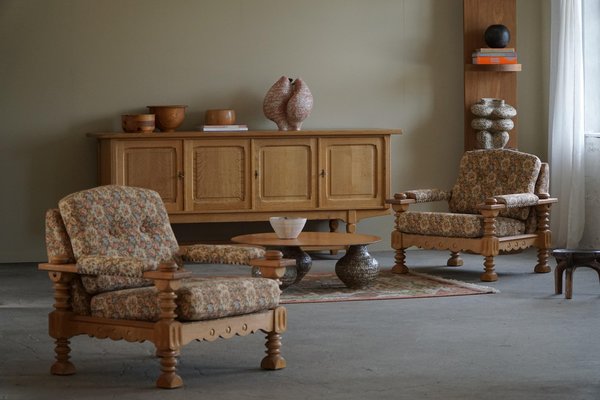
198,124,249,132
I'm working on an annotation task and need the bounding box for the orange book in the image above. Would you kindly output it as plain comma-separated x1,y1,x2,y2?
472,56,518,64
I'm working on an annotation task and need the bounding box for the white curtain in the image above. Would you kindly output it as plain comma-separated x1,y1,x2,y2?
579,0,600,248
549,0,585,248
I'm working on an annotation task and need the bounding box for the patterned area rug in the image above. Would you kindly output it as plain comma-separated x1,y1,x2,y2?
280,270,499,304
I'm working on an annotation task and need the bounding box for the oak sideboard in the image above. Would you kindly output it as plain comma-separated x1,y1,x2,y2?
88,129,401,233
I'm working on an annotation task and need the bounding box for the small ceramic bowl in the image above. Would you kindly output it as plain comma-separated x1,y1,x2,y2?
147,105,187,132
121,114,155,133
205,109,236,125
269,217,307,239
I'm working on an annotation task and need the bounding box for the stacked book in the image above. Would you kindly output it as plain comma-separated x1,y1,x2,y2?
198,124,249,132
472,48,517,65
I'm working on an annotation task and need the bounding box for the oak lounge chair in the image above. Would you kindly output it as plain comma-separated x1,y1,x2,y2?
386,149,557,282
39,185,287,389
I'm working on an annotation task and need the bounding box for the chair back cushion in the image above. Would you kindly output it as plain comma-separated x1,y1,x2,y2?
448,149,541,220
536,162,550,194
45,208,76,263
58,185,178,261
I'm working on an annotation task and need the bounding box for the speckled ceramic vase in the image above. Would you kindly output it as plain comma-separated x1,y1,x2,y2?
263,76,293,130
471,98,516,149
335,245,379,289
263,76,313,131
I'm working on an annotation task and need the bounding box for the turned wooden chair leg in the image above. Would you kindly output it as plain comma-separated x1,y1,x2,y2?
534,202,552,273
48,271,76,375
535,247,552,273
156,349,183,389
447,251,463,267
391,247,409,274
261,331,286,370
481,255,498,282
153,265,184,389
51,338,76,375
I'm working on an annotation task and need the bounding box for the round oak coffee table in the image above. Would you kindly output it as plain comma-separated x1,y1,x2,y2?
231,232,381,289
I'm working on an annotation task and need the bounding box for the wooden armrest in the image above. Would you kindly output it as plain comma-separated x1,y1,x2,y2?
38,262,77,273
143,261,192,281
479,194,558,211
536,194,558,205
477,198,508,211
385,193,417,205
249,250,296,280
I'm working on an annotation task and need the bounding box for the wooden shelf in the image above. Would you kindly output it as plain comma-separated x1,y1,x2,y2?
465,64,522,72
463,0,518,151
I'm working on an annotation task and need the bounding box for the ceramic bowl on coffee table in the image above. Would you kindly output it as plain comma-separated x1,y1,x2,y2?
269,217,307,239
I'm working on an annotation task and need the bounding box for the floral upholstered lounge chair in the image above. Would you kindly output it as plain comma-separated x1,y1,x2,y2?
39,185,287,389
386,149,557,282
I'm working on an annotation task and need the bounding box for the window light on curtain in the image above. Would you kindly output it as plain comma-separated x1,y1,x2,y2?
549,0,585,249
551,0,600,249
580,0,600,249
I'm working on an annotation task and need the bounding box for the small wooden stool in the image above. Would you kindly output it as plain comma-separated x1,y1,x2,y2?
552,249,600,299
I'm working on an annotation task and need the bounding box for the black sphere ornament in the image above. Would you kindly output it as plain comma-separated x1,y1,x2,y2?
484,24,510,48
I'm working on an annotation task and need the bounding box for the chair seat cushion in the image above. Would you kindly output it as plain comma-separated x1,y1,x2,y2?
89,277,280,322
183,244,265,265
397,212,525,238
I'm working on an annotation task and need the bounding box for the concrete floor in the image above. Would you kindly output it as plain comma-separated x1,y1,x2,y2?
1,249,600,400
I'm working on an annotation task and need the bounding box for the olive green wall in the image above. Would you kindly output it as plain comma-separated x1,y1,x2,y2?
0,0,548,262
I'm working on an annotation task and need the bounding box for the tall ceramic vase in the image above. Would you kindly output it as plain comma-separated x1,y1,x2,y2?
263,76,313,131
471,98,517,149
286,78,313,130
263,76,292,131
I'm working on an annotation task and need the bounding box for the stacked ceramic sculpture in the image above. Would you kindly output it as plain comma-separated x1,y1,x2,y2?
471,98,517,149
263,76,313,131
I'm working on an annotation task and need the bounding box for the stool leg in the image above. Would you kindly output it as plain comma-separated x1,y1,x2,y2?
555,260,566,295
565,267,574,300
590,262,600,283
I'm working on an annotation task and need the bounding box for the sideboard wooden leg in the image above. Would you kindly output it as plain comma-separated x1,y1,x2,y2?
447,251,464,267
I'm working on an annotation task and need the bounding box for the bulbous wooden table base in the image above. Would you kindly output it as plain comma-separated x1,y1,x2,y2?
232,232,381,289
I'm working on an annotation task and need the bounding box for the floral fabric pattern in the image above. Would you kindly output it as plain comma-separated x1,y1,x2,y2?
493,193,540,208
45,209,75,263
45,185,282,319
71,276,92,315
90,277,280,322
58,185,179,263
404,189,451,203
397,212,525,238
77,255,157,277
536,163,550,194
183,244,265,265
80,275,153,295
448,149,541,221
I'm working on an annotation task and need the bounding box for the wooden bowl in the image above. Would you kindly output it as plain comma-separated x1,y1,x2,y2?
121,114,155,133
147,105,187,132
205,109,236,125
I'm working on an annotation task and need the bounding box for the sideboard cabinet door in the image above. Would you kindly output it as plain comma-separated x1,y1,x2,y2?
253,138,317,211
185,139,251,211
318,137,385,209
114,140,183,212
